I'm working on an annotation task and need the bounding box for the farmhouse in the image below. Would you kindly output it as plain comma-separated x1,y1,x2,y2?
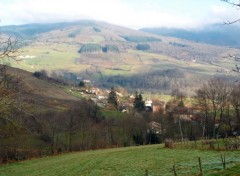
145,99,153,111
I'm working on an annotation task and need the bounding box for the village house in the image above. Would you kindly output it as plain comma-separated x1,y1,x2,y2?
145,99,153,111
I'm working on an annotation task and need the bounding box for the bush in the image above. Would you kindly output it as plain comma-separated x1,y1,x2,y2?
136,44,150,51
33,70,48,79
164,139,175,149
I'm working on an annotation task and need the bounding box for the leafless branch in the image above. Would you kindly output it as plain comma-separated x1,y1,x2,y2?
0,36,21,61
221,0,240,24
223,19,240,25
221,0,240,7
233,64,240,72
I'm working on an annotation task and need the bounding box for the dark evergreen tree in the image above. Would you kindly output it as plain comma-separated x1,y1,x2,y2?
108,87,118,109
78,81,85,87
134,91,145,111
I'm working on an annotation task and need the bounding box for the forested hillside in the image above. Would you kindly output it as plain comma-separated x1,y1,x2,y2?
1,21,239,93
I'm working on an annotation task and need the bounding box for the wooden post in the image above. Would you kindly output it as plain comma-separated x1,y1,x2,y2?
145,169,148,176
178,118,184,142
198,157,203,176
221,154,226,169
173,165,177,176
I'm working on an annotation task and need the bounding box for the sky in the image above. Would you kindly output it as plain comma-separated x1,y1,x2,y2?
0,0,239,29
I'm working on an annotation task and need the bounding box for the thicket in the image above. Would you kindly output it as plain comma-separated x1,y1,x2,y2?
121,35,161,43
169,42,188,47
68,33,76,38
79,44,119,53
136,43,150,51
106,69,190,92
93,27,101,32
78,44,102,53
102,45,119,53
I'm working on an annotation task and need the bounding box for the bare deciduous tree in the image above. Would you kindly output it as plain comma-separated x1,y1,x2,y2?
230,83,240,124
196,78,231,138
195,88,211,138
221,0,240,80
0,35,20,60
1,19,20,59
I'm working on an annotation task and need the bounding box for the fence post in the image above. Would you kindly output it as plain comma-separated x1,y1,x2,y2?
198,157,203,176
173,165,177,176
145,169,148,176
221,154,226,169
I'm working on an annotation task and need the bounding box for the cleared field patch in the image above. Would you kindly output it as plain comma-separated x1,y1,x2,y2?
0,145,239,176
11,43,80,72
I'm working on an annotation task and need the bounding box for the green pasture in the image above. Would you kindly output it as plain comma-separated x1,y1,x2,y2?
10,44,80,72
102,110,127,119
0,144,239,176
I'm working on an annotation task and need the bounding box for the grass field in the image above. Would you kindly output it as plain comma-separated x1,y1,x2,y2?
1,144,240,176
102,109,128,119
8,41,226,77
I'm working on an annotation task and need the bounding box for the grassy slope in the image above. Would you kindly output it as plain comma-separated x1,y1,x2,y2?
4,66,81,115
1,145,240,176
3,21,238,83
7,66,78,101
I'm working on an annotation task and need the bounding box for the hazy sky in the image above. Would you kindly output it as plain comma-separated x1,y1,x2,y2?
0,0,239,29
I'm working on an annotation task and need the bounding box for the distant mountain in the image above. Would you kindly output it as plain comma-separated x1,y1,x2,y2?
0,21,98,38
1,21,239,93
140,25,240,48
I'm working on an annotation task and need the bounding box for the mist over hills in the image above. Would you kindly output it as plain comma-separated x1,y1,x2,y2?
1,20,239,93
140,25,240,48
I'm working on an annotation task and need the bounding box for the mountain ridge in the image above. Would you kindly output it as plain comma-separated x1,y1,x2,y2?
140,24,240,48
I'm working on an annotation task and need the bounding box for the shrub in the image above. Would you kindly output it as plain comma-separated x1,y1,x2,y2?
136,44,150,51
33,70,48,79
164,139,175,149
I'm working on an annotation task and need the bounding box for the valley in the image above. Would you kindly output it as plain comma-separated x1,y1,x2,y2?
1,21,239,93
0,19,240,175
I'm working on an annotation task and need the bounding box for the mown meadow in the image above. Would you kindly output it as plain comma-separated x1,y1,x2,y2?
1,144,240,176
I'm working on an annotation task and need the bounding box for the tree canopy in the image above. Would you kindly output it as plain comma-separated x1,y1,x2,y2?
108,87,118,109
133,91,145,111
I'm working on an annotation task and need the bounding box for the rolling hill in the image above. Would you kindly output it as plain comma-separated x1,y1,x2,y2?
140,24,240,48
1,20,239,93
2,65,81,114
